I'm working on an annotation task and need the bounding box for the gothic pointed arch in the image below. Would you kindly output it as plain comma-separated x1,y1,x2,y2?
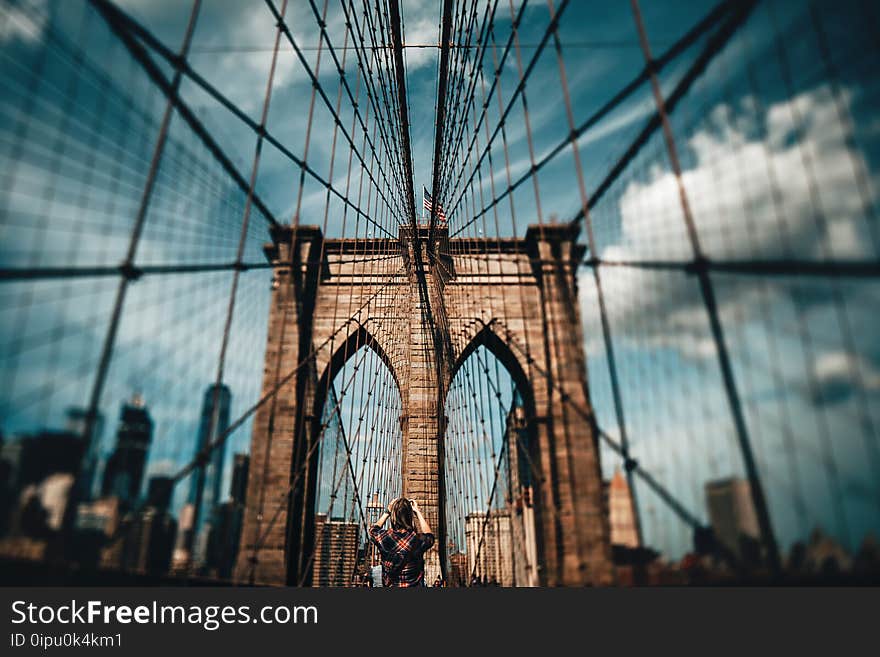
314,322,401,412
450,320,534,417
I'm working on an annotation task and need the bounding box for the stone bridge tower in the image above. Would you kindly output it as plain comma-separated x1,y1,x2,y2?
234,223,613,587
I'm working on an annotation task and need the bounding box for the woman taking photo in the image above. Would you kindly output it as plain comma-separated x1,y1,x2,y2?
369,498,434,587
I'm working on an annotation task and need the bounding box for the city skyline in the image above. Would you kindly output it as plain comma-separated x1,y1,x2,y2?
1,0,879,585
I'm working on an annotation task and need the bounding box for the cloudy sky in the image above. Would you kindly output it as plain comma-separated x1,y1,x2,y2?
1,0,879,562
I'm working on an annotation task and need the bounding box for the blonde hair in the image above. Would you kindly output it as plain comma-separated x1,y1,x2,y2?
389,498,415,531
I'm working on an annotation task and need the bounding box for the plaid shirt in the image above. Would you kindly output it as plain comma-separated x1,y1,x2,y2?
369,525,435,587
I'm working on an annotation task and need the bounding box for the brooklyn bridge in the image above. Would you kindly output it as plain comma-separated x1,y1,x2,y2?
1,0,879,586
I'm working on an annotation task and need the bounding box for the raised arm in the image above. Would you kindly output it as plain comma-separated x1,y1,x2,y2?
411,500,431,535
373,498,398,529
373,510,390,528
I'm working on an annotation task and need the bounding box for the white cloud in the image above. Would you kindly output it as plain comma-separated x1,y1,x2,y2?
814,350,880,394
580,84,877,362
614,86,874,262
499,97,655,188
401,0,441,71
0,0,47,45
145,457,181,477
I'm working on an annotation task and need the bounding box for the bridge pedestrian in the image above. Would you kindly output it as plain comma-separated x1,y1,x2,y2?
369,498,435,587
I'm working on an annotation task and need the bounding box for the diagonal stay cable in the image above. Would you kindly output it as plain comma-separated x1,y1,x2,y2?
567,0,756,229
426,0,455,249
98,0,396,238
441,0,569,220
341,0,411,215
449,0,733,237
433,0,497,212
438,0,532,220
301,0,412,224
251,342,376,577
96,261,406,557
263,0,407,228
170,263,407,485
433,0,492,218
488,317,710,534
304,0,409,212
251,274,412,576
88,0,279,228
388,0,419,225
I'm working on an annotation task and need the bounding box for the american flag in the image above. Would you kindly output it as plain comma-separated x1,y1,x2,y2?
423,187,447,224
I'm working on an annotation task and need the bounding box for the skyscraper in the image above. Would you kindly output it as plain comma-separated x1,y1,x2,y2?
205,454,249,580
465,510,514,586
65,407,104,500
311,513,359,587
147,476,174,512
72,496,122,568
504,403,539,586
121,476,177,577
364,491,385,568
3,430,83,493
229,453,249,505
0,430,83,552
100,394,153,509
448,551,469,586
170,503,195,573
608,468,640,548
705,477,760,561
188,384,231,564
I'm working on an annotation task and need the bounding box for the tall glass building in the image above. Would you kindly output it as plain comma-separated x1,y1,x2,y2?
189,384,231,563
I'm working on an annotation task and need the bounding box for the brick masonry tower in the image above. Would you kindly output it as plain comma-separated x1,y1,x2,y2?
234,223,613,586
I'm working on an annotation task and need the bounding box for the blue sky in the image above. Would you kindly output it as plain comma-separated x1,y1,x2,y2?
1,0,879,562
